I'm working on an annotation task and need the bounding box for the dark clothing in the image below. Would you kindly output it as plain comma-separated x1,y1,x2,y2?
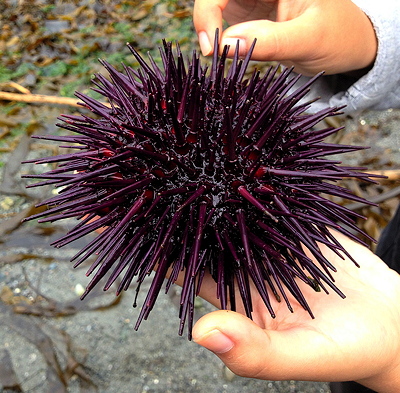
375,203,400,272
329,381,375,393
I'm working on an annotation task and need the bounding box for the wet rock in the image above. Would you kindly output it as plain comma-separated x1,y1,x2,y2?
44,20,70,33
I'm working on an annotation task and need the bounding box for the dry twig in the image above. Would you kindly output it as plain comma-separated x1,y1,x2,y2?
0,91,83,107
0,89,110,108
368,169,400,181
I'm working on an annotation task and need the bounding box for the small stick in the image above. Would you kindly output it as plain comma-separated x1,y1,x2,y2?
367,169,400,181
0,81,31,94
0,91,110,108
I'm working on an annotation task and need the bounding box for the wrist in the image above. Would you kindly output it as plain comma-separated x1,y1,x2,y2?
343,4,377,73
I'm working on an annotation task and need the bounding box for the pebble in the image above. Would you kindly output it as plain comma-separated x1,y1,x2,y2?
74,283,85,296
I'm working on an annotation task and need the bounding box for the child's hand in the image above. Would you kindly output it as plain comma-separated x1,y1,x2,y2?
183,232,400,392
194,0,377,75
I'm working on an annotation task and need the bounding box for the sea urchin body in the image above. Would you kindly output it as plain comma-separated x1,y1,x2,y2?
23,34,377,338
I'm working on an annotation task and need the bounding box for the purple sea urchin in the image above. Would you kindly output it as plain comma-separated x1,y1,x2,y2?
23,33,377,338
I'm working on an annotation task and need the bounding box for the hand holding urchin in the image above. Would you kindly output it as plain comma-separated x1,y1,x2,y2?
23,32,377,338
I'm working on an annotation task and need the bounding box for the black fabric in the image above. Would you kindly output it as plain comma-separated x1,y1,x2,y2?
329,381,375,393
375,203,400,271
328,204,400,393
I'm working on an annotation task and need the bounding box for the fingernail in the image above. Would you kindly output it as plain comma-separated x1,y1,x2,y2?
193,329,234,354
199,31,212,56
221,38,247,57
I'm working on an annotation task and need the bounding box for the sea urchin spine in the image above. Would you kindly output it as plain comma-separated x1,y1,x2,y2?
23,32,378,338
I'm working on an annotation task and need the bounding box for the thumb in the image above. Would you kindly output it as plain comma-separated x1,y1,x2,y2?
192,310,280,379
192,310,339,381
219,17,317,65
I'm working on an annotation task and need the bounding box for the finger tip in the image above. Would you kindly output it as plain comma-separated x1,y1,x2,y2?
193,328,235,354
198,31,213,56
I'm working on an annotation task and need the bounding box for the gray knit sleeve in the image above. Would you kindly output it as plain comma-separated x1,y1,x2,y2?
301,0,400,114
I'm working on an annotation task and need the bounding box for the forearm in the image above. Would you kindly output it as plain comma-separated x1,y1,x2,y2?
304,0,400,113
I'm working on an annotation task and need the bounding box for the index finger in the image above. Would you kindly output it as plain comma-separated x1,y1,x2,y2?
193,0,229,55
